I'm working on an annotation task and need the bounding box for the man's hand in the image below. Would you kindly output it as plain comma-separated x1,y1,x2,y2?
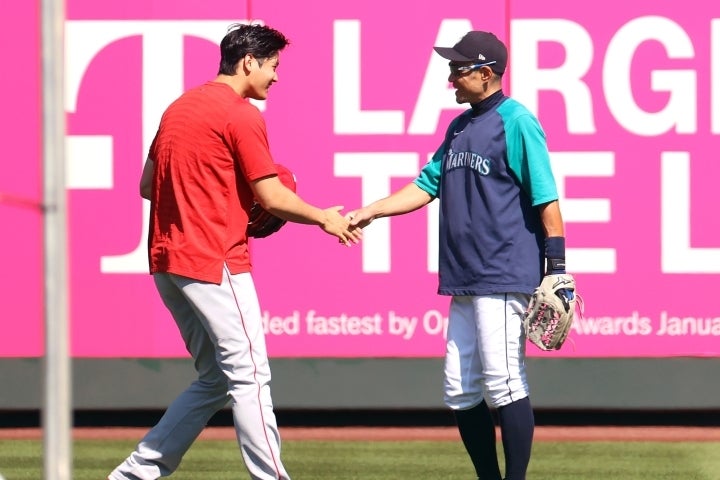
320,206,362,246
345,207,376,230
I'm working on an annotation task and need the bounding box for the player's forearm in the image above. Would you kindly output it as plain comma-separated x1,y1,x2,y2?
252,176,325,225
365,183,433,219
259,188,334,227
538,200,564,237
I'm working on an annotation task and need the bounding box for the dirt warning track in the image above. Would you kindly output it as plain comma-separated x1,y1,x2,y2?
2,426,720,442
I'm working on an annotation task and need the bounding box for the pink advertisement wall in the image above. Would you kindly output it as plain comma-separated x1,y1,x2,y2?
1,0,718,358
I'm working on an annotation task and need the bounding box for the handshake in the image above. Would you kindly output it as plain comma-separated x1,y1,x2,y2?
250,176,430,247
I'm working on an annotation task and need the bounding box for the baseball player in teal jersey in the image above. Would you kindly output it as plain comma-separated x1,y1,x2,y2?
347,31,567,480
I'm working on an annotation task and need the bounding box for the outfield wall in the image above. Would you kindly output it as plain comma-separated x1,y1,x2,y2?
1,1,719,411
1,358,719,411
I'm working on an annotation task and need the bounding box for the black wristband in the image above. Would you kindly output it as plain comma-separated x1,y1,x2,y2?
545,236,566,274
546,257,566,273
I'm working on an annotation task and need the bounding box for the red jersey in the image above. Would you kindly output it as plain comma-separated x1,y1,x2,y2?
147,82,277,284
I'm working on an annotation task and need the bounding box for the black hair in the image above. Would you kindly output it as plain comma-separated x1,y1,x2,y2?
218,23,290,75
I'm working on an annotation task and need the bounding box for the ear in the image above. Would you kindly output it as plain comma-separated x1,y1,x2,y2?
479,66,494,81
241,53,256,73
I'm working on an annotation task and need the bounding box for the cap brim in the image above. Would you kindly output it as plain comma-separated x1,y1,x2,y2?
433,46,473,61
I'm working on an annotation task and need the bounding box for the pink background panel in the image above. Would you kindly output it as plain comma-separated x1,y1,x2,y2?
0,1,44,357
0,0,718,358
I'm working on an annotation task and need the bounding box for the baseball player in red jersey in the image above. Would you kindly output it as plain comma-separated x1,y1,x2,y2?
108,24,360,480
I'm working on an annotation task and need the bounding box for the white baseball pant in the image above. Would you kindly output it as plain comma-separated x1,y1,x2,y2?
444,293,530,410
109,267,289,480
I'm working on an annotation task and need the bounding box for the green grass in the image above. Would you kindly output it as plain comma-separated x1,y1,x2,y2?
1,439,719,479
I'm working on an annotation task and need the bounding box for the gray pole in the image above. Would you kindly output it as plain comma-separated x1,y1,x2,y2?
41,0,72,479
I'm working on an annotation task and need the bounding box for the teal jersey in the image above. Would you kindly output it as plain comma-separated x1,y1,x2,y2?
414,92,558,295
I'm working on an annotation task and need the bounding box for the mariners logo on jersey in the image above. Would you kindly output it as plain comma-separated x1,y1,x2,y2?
444,147,492,175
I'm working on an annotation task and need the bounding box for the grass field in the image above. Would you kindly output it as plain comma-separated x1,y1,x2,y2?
1,438,719,479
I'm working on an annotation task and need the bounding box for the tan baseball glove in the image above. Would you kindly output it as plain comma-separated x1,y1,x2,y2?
524,273,577,351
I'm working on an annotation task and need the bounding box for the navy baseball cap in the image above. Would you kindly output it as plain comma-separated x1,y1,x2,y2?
434,31,507,74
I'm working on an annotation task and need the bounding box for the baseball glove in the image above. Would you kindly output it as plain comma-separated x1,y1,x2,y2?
524,273,577,351
247,164,297,238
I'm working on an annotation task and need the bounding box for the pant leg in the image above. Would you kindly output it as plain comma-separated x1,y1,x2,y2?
110,273,231,480
111,269,289,480
472,293,533,480
443,293,533,480
444,297,501,479
444,296,486,409
472,293,530,408
177,267,289,480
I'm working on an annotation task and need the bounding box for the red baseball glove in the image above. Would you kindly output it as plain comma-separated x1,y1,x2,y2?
247,164,297,238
